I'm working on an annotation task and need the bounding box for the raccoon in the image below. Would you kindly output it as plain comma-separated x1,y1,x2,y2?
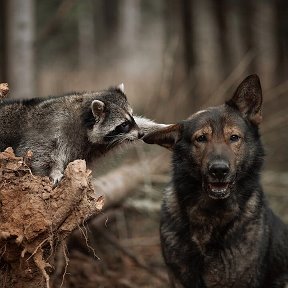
0,84,162,184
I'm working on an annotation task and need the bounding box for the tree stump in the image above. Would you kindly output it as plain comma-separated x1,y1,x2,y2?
0,83,9,99
0,148,104,288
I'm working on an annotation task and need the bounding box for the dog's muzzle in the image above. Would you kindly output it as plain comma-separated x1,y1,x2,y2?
204,160,234,199
205,182,233,199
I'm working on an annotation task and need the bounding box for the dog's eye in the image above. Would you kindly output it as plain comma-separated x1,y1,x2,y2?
196,135,207,143
119,121,131,133
230,135,240,142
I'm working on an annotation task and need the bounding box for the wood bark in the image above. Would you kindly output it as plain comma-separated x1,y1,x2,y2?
0,83,9,98
0,148,104,288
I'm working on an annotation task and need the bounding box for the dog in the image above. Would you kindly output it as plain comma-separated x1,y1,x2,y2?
143,75,288,287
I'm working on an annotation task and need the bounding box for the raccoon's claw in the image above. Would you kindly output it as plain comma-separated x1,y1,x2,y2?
50,171,64,188
52,178,61,188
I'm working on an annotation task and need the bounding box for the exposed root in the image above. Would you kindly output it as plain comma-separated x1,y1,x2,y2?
33,249,52,288
0,148,103,288
26,238,50,262
60,243,69,288
78,224,100,260
0,244,7,258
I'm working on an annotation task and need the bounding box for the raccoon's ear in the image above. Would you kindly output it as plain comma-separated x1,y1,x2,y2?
142,124,181,150
226,74,262,125
91,100,105,121
117,83,125,93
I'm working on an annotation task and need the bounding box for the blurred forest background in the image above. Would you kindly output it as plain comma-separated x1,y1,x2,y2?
0,0,288,287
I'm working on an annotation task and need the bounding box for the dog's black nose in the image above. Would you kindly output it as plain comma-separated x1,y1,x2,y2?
209,161,229,179
138,131,145,139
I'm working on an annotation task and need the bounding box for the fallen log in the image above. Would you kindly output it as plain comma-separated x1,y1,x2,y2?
92,151,170,210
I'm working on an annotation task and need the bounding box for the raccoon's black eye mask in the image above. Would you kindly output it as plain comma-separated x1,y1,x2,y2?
104,120,134,142
119,121,132,133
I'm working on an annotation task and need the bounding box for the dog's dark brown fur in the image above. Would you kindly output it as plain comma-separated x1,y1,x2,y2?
144,75,288,288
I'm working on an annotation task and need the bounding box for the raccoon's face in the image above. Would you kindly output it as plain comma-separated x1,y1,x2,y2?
84,85,143,148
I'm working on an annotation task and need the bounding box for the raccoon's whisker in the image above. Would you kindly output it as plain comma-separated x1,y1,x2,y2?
108,133,127,147
118,137,128,144
104,135,119,138
104,133,126,139
106,141,116,149
107,137,122,149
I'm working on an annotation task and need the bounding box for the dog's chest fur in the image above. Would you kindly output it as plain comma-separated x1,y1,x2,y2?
202,249,258,288
198,200,264,287
161,186,267,287
201,221,263,288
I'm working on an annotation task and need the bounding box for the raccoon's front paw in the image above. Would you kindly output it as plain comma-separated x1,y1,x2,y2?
50,170,64,187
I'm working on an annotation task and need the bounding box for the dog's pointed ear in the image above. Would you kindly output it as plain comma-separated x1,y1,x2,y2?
142,124,181,150
226,74,263,125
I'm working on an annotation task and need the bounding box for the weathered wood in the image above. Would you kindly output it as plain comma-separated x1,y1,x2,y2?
0,82,9,98
0,148,103,288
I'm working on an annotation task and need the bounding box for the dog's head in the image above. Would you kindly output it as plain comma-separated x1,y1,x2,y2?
143,75,264,200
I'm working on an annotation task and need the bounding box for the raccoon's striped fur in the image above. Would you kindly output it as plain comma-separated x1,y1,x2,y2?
0,85,163,184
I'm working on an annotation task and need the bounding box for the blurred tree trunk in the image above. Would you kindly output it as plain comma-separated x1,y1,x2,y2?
78,0,96,70
239,0,256,72
180,0,199,110
0,0,6,81
119,0,140,54
254,0,277,90
6,0,36,99
193,0,222,100
226,2,245,68
181,0,194,76
156,0,185,121
213,0,231,77
275,0,288,83
103,0,120,49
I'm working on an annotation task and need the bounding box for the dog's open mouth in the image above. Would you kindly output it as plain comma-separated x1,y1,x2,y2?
206,182,231,199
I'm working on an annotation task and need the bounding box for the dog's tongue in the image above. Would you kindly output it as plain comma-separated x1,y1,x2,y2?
208,183,229,193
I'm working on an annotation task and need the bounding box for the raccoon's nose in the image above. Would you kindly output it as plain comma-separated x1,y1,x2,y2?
208,161,229,180
138,131,144,139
